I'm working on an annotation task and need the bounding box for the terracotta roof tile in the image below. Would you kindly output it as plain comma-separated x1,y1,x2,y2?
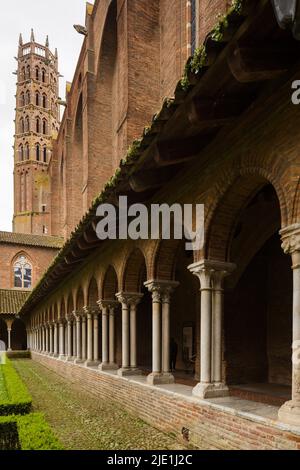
0,231,64,249
0,289,29,314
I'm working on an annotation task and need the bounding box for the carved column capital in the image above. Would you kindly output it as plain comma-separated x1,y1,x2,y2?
280,224,300,255
115,293,143,307
84,305,100,316
188,260,236,290
97,300,119,311
144,280,179,303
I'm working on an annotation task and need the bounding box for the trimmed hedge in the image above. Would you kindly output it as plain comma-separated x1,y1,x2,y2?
0,413,63,450
6,351,31,359
0,358,32,415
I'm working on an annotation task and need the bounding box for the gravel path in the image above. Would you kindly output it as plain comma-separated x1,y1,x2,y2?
13,359,188,450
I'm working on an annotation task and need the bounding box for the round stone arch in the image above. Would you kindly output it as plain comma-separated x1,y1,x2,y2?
121,248,148,293
204,169,288,263
87,277,99,307
74,286,85,312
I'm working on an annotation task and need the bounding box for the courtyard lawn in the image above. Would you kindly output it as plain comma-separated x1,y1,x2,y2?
13,359,189,450
0,367,9,402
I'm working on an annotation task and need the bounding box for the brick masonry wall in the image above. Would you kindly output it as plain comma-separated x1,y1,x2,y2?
32,353,300,450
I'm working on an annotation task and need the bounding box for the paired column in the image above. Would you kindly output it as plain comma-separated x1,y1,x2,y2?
188,260,235,399
53,322,58,357
144,281,178,385
278,224,300,426
84,306,100,367
58,319,66,359
74,312,83,363
98,301,119,371
115,294,143,376
66,315,74,361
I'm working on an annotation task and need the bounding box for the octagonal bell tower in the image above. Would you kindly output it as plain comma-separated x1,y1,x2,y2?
13,30,60,235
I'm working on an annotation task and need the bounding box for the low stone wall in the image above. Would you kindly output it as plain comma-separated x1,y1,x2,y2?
32,353,300,450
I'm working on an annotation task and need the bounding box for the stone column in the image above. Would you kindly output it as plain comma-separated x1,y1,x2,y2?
81,314,87,362
161,284,178,382
188,260,234,399
278,224,300,426
49,323,53,355
7,328,12,352
116,294,143,376
93,311,100,364
144,281,178,385
84,306,100,367
98,301,119,371
108,305,118,369
73,317,77,358
74,313,82,363
58,319,65,359
45,324,49,354
53,322,58,357
66,315,73,361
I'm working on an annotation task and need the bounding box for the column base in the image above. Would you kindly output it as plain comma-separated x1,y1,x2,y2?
74,358,84,364
99,362,119,371
192,382,229,399
58,355,66,361
147,372,175,385
278,400,300,426
85,360,101,367
66,356,75,362
117,367,142,377
53,353,59,358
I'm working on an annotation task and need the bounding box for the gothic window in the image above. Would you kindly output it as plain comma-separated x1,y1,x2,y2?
25,143,30,159
19,118,24,133
191,0,198,55
36,117,40,133
13,255,32,289
35,92,40,106
42,69,46,83
26,65,30,80
21,67,25,81
20,93,25,107
42,94,47,108
42,119,47,135
19,144,24,161
26,90,31,105
43,146,47,163
36,143,40,161
25,116,30,132
35,66,40,81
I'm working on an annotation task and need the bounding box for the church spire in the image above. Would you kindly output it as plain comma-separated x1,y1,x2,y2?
30,28,35,42
45,35,49,48
19,33,23,46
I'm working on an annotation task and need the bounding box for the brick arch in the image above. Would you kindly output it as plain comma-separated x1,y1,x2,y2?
122,248,147,292
66,294,74,314
87,277,99,306
60,298,66,319
153,239,184,281
102,265,118,300
205,172,285,262
75,286,84,311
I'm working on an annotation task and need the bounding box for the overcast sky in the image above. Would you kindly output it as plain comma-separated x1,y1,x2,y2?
0,0,88,231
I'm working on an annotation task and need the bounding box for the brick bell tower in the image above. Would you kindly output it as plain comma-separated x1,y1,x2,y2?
13,30,60,235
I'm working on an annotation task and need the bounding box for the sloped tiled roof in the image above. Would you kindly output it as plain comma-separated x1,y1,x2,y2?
0,231,64,249
0,289,29,315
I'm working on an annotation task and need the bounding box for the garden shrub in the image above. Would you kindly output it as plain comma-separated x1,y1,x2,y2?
0,358,32,415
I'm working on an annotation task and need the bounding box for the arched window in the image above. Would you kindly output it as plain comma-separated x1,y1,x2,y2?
13,255,32,289
35,66,40,81
42,119,47,135
42,94,47,108
20,92,25,107
26,65,30,80
26,90,31,105
36,143,40,161
21,67,25,81
35,92,40,106
42,69,46,83
19,118,24,133
43,146,47,163
19,144,24,161
36,117,40,133
25,143,30,160
25,116,30,132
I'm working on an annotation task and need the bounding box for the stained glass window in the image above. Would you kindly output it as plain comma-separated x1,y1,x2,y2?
14,256,32,289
